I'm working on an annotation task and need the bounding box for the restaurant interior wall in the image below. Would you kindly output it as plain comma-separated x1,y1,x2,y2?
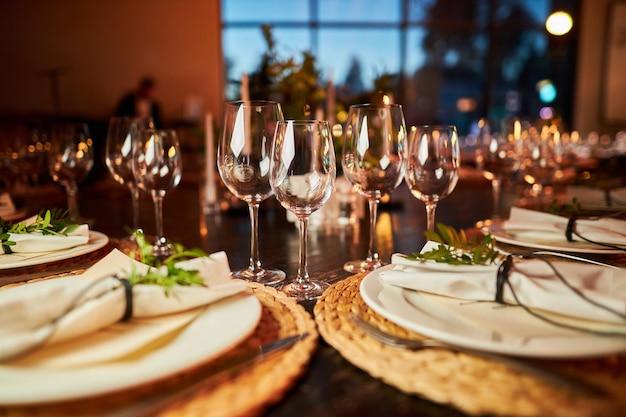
0,0,225,125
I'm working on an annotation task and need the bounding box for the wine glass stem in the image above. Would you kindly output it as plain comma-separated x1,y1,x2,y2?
65,182,79,221
296,216,310,284
130,185,140,231
247,203,262,273
366,199,380,263
425,201,438,232
491,176,502,220
152,193,166,245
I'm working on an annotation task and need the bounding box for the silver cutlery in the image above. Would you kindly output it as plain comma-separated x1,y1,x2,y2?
350,313,606,397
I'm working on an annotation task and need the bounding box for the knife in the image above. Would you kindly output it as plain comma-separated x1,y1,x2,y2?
107,333,308,417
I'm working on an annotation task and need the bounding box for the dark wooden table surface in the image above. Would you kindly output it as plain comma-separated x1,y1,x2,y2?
11,167,497,417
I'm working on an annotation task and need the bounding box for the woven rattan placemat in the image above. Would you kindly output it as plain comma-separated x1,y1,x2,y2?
1,281,317,417
314,273,626,417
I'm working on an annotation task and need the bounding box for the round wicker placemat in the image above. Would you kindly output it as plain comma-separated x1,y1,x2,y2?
1,282,317,417
314,273,626,417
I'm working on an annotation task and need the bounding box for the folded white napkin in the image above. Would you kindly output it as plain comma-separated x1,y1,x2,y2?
0,249,248,361
380,244,626,324
566,185,626,208
0,193,15,218
2,215,90,254
502,206,626,245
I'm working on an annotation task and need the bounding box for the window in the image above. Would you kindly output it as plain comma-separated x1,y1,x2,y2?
221,0,579,135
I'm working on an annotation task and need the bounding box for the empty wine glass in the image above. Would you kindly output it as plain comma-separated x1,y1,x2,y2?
474,119,522,219
405,125,460,232
341,103,407,273
270,120,336,300
105,116,152,238
132,129,182,257
217,100,286,285
48,122,94,223
519,125,561,208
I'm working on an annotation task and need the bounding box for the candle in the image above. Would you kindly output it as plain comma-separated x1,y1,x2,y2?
205,112,217,204
241,73,250,102
326,71,335,127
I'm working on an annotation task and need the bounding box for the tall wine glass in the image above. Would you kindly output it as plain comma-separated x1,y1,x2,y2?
405,125,460,232
217,100,286,285
474,119,522,219
519,125,561,208
341,103,407,273
132,129,182,257
270,120,336,300
48,122,94,222
105,116,152,238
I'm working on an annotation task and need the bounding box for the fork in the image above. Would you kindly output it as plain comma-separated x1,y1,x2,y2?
350,313,606,397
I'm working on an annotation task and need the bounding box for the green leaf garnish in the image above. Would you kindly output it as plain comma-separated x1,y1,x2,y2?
548,198,582,217
403,223,502,266
1,208,78,254
126,230,207,295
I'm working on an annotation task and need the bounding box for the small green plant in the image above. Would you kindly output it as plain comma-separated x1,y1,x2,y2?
404,223,501,265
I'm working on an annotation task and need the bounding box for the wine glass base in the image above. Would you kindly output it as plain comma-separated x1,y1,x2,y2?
233,268,286,286
343,259,385,274
281,280,330,301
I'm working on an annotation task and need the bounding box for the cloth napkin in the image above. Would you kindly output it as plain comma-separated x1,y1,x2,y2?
0,192,16,218
502,206,626,245
0,249,248,362
1,215,90,254
380,243,626,324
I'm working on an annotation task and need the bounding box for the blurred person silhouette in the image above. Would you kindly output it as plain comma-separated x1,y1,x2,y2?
114,76,162,127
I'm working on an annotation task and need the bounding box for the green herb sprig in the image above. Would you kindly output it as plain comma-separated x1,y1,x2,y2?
548,198,582,217
0,208,78,254
126,230,207,294
404,223,502,265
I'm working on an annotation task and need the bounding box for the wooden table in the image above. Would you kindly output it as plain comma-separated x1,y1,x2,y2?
11,168,619,417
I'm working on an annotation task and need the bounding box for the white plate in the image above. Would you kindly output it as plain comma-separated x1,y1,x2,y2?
0,231,109,270
489,224,625,255
360,264,626,358
0,276,262,404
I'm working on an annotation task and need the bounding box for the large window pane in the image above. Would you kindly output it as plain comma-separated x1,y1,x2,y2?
222,0,309,23
318,29,400,91
319,0,400,23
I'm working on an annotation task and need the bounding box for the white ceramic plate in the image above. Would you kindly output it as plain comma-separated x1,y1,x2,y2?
489,224,625,254
0,231,109,270
360,265,626,358
0,276,262,404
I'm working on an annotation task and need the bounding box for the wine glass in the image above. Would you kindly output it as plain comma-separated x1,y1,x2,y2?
519,125,561,208
341,103,407,273
217,100,286,285
405,125,460,232
474,119,522,219
105,116,152,239
270,120,336,300
48,122,94,223
132,129,182,257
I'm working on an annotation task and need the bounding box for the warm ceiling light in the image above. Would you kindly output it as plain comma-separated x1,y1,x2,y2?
546,11,573,36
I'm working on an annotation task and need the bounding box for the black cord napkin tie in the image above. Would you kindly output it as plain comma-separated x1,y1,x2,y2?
565,214,626,251
115,277,133,321
565,215,577,242
495,254,513,304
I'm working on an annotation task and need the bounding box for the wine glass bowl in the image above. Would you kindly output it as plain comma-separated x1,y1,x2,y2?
217,100,286,285
475,128,521,219
270,120,336,300
519,125,561,207
105,116,152,238
48,122,94,222
405,125,460,232
341,103,407,273
132,128,182,257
